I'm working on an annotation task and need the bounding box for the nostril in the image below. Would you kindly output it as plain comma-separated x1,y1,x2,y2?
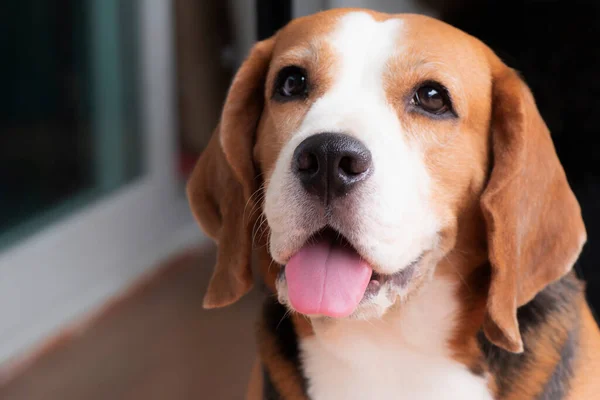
296,151,319,175
297,151,318,174
339,154,371,177
339,156,357,176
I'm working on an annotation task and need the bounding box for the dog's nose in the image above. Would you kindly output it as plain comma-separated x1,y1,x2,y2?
293,133,372,202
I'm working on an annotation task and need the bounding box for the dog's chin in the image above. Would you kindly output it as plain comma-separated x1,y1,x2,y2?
274,227,428,321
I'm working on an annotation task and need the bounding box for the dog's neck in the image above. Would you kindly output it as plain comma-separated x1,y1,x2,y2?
298,271,494,400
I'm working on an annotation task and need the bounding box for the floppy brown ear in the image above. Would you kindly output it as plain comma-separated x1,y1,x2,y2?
186,38,275,309
480,59,587,353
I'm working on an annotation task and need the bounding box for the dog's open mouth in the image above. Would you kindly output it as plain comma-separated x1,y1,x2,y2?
283,227,421,318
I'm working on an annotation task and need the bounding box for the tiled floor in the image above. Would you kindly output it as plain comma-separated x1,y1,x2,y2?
0,246,261,400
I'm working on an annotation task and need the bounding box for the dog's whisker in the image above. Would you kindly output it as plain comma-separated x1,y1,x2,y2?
243,186,265,223
252,214,270,247
276,308,293,331
245,188,266,221
443,254,471,294
247,201,266,229
267,258,277,275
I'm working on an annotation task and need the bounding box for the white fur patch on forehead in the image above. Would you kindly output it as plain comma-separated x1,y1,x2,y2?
329,12,403,84
292,11,404,139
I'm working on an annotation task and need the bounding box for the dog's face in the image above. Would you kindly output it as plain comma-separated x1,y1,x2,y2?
257,11,492,320
188,9,586,354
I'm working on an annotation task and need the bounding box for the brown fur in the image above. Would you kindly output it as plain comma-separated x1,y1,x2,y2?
567,300,600,399
246,359,264,400
186,38,275,308
480,54,586,354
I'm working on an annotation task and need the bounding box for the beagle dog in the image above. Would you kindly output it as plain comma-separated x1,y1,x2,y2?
187,9,600,400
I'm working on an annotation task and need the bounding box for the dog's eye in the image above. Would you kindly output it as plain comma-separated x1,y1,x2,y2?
412,83,452,115
274,66,308,99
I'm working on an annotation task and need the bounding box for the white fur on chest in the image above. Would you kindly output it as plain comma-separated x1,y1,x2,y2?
299,278,493,400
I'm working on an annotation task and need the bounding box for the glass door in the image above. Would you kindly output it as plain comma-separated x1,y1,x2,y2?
0,0,141,249
0,0,198,364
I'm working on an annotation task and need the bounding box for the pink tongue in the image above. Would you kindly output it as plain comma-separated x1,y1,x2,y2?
285,240,372,318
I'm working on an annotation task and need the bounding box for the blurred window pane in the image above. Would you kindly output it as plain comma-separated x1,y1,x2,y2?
0,0,142,248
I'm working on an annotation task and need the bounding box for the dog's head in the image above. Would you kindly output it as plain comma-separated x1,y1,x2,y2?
187,10,586,354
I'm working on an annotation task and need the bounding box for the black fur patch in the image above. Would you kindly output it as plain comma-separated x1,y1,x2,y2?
263,299,302,368
478,274,581,398
263,366,281,400
538,329,578,400
262,298,306,399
